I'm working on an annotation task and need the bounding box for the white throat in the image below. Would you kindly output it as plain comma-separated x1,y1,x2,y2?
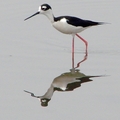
42,9,54,23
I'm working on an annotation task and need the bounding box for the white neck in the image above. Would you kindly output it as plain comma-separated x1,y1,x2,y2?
41,85,54,99
43,9,54,23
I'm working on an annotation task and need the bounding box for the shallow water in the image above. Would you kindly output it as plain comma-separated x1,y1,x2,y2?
0,0,120,120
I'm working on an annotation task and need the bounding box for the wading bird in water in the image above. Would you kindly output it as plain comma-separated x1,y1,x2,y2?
24,4,105,69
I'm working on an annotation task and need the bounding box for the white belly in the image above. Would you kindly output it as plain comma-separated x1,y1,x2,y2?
52,20,86,34
52,76,80,91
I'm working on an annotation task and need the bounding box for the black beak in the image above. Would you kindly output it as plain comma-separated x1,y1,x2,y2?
24,11,40,21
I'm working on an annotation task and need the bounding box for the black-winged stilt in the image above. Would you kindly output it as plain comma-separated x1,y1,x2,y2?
24,69,103,107
25,4,104,68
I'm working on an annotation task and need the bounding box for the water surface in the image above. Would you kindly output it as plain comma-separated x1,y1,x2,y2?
0,0,120,120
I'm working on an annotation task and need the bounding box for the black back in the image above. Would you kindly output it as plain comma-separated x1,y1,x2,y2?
55,16,103,27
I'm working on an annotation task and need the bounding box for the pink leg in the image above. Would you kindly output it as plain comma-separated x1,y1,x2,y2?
72,36,75,69
76,34,88,55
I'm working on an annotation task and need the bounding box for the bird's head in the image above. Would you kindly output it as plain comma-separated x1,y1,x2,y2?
40,98,51,107
24,4,52,21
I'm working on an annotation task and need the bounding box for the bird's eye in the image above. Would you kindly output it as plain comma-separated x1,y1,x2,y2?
41,99,46,102
41,6,47,11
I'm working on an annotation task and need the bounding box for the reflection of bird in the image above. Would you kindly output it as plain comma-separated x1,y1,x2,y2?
24,69,102,107
24,4,104,68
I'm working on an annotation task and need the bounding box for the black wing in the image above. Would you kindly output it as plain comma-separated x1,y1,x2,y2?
76,75,104,84
66,16,104,27
55,16,104,27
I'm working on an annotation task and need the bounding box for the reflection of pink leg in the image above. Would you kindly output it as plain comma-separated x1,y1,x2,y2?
75,51,88,69
72,36,75,69
76,34,88,55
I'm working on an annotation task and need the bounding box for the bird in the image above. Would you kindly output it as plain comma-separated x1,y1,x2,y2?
24,69,102,107
24,3,105,69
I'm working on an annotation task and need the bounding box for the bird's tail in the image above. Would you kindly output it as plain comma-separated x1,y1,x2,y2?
98,22,110,25
76,75,106,84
